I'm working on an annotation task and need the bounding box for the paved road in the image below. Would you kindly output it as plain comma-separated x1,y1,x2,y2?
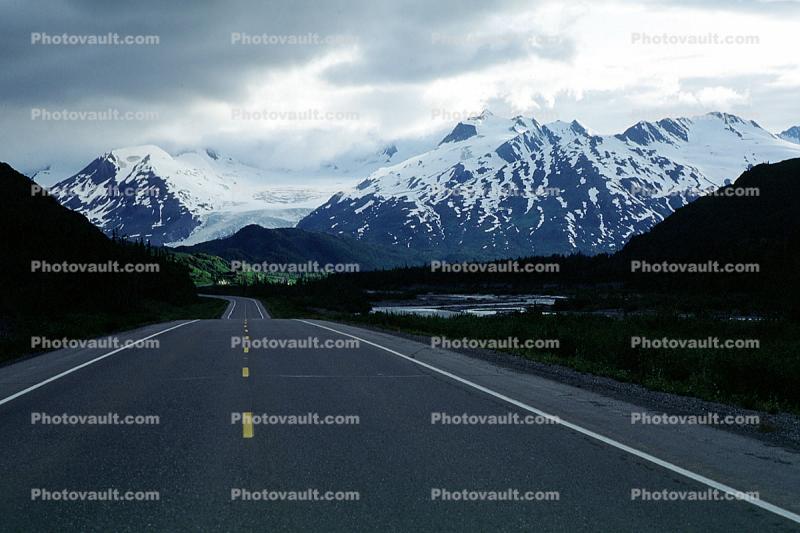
0,296,797,531
213,295,270,320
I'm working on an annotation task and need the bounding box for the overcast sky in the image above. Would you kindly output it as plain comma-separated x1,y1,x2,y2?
1,0,798,182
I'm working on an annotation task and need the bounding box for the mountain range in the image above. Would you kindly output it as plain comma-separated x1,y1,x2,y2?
299,111,800,258
333,159,800,316
30,112,800,257
45,146,348,246
37,135,444,247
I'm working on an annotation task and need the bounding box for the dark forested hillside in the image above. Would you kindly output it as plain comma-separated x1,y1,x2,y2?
620,158,800,263
173,224,423,270
0,162,197,317
616,158,800,305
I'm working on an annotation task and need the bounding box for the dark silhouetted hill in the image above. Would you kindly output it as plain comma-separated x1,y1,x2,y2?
0,162,196,317
173,225,423,270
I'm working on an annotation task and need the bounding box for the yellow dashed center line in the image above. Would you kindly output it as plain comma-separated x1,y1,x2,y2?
242,412,253,438
241,318,253,438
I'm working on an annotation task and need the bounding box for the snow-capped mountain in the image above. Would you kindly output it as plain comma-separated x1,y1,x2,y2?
779,126,800,144
48,146,339,246
298,111,800,258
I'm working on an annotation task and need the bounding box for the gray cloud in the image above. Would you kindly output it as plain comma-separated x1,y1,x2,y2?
1,0,557,105
1,0,353,105
0,0,797,181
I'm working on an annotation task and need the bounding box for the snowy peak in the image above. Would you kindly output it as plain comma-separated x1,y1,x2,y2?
438,123,479,145
468,109,494,121
704,111,758,128
438,110,537,146
511,116,542,134
615,112,773,148
543,120,591,142
617,118,691,146
97,145,236,211
779,125,800,144
611,109,776,164
689,112,775,140
380,144,398,159
109,144,172,163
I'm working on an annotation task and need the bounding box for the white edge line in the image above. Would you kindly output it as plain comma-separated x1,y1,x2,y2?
226,299,237,319
0,320,200,407
249,298,265,319
296,319,800,525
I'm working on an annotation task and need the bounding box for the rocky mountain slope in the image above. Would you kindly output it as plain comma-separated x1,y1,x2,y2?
298,111,800,258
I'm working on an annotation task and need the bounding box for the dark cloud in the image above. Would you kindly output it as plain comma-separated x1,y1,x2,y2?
0,0,554,105
0,0,796,180
1,0,354,105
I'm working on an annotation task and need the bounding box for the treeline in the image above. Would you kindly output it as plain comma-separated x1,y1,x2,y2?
204,275,370,315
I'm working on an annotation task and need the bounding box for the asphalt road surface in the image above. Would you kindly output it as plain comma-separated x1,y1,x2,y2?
1,296,798,531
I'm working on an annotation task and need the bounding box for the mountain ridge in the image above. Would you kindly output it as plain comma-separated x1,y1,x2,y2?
298,111,800,258
47,146,337,246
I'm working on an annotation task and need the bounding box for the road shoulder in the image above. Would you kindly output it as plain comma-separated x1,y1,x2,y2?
307,319,800,517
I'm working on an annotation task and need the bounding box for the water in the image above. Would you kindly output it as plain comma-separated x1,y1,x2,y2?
370,307,461,318
370,294,566,317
